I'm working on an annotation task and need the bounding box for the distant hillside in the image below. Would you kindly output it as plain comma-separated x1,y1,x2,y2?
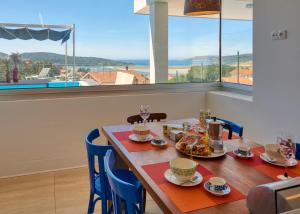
0,51,253,67
190,53,253,65
0,52,8,58
0,52,131,66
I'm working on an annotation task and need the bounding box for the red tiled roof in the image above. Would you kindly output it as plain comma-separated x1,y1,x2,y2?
222,76,253,85
230,68,253,76
81,70,149,85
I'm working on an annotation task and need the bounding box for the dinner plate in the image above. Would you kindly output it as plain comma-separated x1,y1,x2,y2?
164,169,203,187
175,143,227,159
233,150,254,159
260,153,298,167
203,181,231,196
128,134,154,142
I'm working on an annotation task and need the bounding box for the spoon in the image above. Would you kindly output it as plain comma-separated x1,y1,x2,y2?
179,175,199,186
261,153,277,163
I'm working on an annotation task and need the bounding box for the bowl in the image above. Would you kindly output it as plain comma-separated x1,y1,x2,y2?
264,144,285,163
132,125,150,140
169,158,197,182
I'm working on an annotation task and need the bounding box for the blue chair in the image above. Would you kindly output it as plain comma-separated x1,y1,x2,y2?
296,144,300,160
85,129,113,214
104,149,144,214
216,117,244,139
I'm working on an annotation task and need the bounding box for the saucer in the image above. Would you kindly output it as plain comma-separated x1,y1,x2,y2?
233,150,254,159
164,169,203,187
260,153,298,167
151,139,168,148
204,181,231,196
129,134,154,142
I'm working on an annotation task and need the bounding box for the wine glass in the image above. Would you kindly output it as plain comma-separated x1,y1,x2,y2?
277,134,295,180
139,105,150,125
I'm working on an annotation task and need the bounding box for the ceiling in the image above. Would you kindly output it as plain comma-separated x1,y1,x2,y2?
134,0,253,21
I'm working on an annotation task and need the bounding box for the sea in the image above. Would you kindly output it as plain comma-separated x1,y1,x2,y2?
76,59,214,76
122,59,213,67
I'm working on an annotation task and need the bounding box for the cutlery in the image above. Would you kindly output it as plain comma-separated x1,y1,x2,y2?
261,153,277,163
179,175,199,186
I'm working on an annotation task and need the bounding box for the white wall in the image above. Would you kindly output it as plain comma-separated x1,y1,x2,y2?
0,91,206,177
208,0,300,144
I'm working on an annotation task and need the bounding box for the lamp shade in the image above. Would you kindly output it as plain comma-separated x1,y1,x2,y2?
184,0,221,16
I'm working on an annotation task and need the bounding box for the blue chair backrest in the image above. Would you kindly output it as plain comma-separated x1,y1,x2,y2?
217,118,244,137
85,129,113,197
104,150,142,214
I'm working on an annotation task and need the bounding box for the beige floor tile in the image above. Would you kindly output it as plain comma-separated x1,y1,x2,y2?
54,167,91,214
0,172,55,214
145,200,164,214
0,167,163,214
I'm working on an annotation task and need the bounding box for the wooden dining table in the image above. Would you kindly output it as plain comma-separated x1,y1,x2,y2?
102,118,274,214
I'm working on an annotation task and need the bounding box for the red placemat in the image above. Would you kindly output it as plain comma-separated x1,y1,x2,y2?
228,146,300,180
142,162,245,213
112,131,171,152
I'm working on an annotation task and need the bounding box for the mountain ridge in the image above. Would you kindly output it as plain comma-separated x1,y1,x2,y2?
0,52,253,66
190,53,252,65
0,52,132,66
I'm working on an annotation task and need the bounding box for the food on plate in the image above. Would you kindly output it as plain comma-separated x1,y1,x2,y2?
177,135,213,156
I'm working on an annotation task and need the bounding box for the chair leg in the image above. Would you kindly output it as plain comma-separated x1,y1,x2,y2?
88,192,95,214
102,199,107,214
107,201,113,214
142,188,146,213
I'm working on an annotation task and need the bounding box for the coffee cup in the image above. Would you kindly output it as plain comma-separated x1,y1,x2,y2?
238,144,251,156
132,125,150,140
208,177,227,191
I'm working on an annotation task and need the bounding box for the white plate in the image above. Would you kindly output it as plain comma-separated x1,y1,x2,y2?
175,143,227,159
233,150,254,159
164,169,203,187
260,153,298,167
203,181,231,196
129,134,154,142
151,139,168,148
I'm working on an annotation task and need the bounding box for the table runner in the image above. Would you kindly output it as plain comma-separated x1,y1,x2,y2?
228,146,300,180
112,131,171,152
142,162,245,213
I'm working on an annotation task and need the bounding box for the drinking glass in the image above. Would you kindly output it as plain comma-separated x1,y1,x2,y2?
206,109,211,120
199,109,206,129
139,105,150,125
277,134,295,180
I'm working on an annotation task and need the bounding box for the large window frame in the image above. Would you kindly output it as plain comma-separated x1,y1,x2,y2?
0,1,253,96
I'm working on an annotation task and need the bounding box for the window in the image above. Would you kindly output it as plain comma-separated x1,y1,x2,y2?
221,2,253,86
0,0,150,90
168,16,220,83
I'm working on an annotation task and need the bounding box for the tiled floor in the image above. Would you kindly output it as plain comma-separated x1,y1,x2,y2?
0,167,163,214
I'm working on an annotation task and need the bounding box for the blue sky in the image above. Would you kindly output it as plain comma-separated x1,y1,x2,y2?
0,0,252,60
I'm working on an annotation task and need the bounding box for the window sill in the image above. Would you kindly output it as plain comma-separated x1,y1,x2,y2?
0,82,221,101
208,90,253,102
222,82,253,93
